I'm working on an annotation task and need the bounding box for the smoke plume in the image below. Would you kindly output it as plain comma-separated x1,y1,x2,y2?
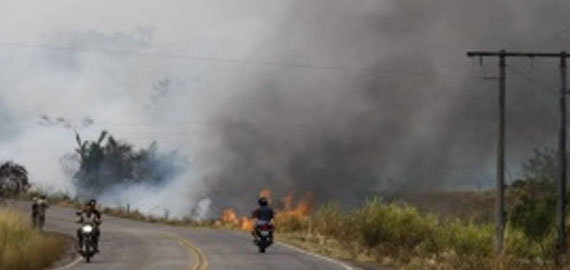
0,0,569,216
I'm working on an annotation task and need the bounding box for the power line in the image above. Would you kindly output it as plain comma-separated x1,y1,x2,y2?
506,64,558,96
467,50,569,260
0,41,472,80
0,41,370,72
505,64,562,134
505,64,560,125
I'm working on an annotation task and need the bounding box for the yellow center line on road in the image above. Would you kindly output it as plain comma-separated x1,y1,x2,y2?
162,232,208,270
179,237,208,270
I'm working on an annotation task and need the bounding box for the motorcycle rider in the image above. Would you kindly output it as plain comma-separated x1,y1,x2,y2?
251,197,274,243
76,200,102,252
86,199,102,219
31,195,49,230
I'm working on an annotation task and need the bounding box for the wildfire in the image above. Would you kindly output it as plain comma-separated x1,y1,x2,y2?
218,208,253,230
220,208,239,224
277,193,311,220
241,216,254,231
217,188,312,231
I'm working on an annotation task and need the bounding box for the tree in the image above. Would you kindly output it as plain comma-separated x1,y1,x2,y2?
509,147,558,254
72,130,184,196
0,161,30,198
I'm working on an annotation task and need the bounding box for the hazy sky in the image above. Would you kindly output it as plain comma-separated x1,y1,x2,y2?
2,0,570,216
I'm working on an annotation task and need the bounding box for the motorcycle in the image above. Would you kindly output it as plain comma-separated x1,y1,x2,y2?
254,223,274,253
79,224,97,262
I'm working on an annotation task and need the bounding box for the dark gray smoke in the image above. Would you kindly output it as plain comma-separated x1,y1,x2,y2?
2,0,570,217
204,0,570,211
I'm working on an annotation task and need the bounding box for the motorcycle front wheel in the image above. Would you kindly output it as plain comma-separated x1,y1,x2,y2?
84,241,92,263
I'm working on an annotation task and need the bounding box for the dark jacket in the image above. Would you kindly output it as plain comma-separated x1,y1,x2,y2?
251,206,274,222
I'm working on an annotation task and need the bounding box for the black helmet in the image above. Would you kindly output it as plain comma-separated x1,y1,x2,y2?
88,199,97,206
258,197,268,206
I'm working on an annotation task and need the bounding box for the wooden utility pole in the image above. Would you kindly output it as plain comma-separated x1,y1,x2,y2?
466,50,570,257
496,50,506,255
558,52,567,257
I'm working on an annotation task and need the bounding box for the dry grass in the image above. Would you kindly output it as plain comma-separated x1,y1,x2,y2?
20,191,213,227
0,207,66,270
15,190,569,270
397,191,495,223
273,198,569,270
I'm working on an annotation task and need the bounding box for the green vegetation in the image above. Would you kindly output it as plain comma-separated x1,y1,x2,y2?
0,161,30,200
274,147,570,270
0,207,66,270
275,198,561,270
276,199,495,269
73,130,184,196
10,145,570,270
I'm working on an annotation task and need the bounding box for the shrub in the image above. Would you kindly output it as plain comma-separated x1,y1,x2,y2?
445,221,494,257
506,228,550,259
275,212,309,232
310,204,353,239
509,181,556,243
352,198,438,251
279,197,504,267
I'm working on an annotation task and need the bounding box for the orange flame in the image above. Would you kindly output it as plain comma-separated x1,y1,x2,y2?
278,193,311,219
217,189,313,231
241,216,254,231
219,208,254,231
220,208,239,224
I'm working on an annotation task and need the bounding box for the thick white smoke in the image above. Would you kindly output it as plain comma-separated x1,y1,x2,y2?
0,0,288,217
1,0,570,216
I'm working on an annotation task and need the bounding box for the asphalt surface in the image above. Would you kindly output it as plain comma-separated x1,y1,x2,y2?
11,202,356,270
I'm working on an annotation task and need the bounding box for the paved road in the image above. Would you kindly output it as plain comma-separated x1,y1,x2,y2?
11,202,356,270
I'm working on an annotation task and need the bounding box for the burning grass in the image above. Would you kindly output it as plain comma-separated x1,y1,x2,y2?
293,199,568,270
16,188,566,269
216,189,312,232
272,199,497,268
0,207,66,270
215,192,563,270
